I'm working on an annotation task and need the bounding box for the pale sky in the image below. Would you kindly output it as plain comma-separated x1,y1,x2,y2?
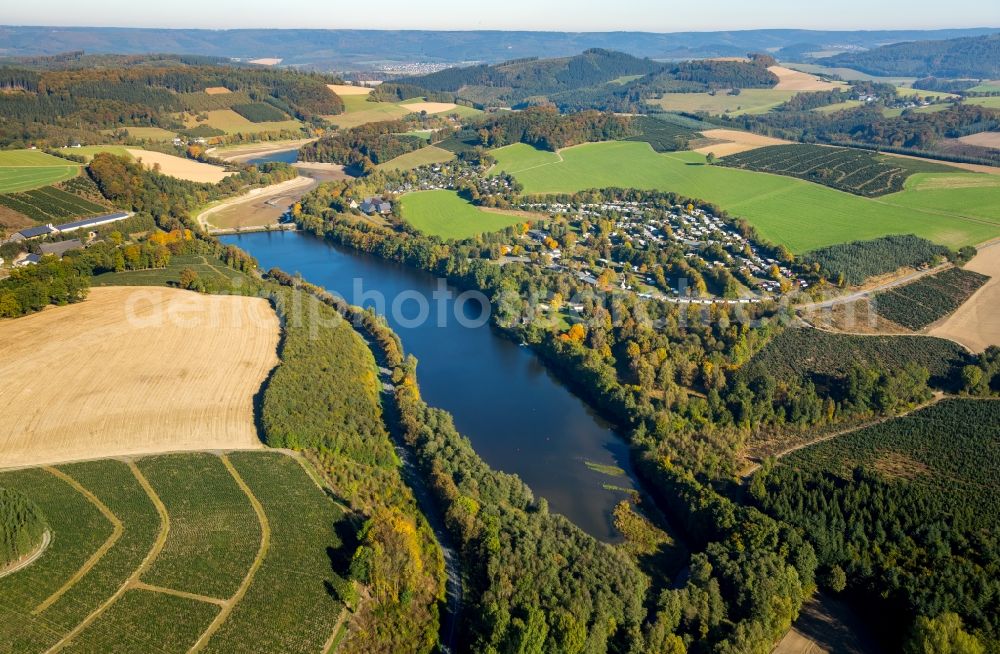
4,0,999,31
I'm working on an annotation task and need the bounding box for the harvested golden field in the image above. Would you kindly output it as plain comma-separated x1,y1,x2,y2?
125,148,236,183
958,131,1000,150
248,58,282,66
697,129,791,156
327,84,372,96
768,66,844,91
203,86,231,95
928,242,1000,352
0,287,279,468
402,101,459,114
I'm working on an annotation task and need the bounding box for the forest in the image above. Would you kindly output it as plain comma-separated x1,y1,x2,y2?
801,234,954,285
819,33,1000,78
0,487,47,568
0,57,344,148
752,399,1000,651
298,118,427,171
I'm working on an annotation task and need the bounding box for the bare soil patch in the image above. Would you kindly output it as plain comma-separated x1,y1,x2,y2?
773,593,885,654
126,149,235,184
0,287,279,469
768,66,844,91
696,129,791,156
199,176,316,230
248,58,282,66
203,87,231,95
0,204,33,230
928,242,1000,352
403,101,459,114
958,131,1000,150
327,84,373,96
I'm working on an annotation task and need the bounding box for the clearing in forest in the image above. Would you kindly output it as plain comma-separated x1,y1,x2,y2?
0,287,279,468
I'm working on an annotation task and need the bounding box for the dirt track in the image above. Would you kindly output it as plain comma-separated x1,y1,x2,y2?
928,241,1000,352
0,287,279,469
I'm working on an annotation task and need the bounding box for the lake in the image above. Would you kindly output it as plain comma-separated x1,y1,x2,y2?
221,230,641,540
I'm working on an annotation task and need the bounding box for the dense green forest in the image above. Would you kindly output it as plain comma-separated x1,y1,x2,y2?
379,49,778,112
753,399,1000,651
298,118,426,171
801,234,953,285
0,487,47,568
0,57,343,147
820,33,1000,78
438,106,636,152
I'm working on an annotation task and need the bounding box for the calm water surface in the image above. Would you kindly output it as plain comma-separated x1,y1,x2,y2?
222,230,640,540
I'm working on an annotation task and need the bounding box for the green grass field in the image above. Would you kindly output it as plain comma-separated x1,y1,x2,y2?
812,100,863,114
967,81,1000,93
963,96,1000,109
377,145,456,171
184,110,304,136
400,190,527,239
646,89,799,116
0,150,81,193
492,141,1000,252
325,95,413,129
100,127,178,142
0,451,349,654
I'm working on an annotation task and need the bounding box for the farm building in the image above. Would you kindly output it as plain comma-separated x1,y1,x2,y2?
12,224,57,241
14,253,42,267
39,239,84,258
57,212,132,234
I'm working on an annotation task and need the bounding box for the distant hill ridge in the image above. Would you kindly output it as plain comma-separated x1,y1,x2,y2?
1,26,998,69
820,33,1000,78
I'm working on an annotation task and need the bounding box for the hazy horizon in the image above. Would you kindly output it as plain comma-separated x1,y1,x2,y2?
5,0,1000,32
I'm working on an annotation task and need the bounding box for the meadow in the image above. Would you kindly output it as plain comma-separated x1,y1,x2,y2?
101,126,178,142
182,110,303,136
92,254,248,287
325,95,413,129
492,141,1000,252
399,190,527,239
0,150,81,194
0,452,348,654
377,145,455,171
646,89,799,116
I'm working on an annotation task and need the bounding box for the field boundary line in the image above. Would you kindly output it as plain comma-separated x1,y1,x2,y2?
321,606,350,654
33,467,125,614
43,461,171,654
185,454,272,654
131,581,226,607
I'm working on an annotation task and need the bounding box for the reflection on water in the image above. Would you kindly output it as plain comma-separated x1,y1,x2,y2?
222,230,641,541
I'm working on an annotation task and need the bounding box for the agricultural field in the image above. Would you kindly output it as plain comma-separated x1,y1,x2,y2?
182,109,304,136
812,100,863,114
231,102,290,123
57,145,133,162
719,144,932,197
92,253,248,287
782,62,916,86
963,96,1000,109
0,149,81,194
958,131,1000,149
327,84,372,96
768,65,844,91
400,190,527,239
646,89,800,116
491,141,1000,252
0,451,349,654
324,95,413,129
125,149,235,183
782,399,1000,516
693,128,790,156
874,267,990,331
929,243,1000,352
624,115,703,152
377,145,456,171
967,81,1000,93
100,127,178,142
0,287,279,469
0,185,110,224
